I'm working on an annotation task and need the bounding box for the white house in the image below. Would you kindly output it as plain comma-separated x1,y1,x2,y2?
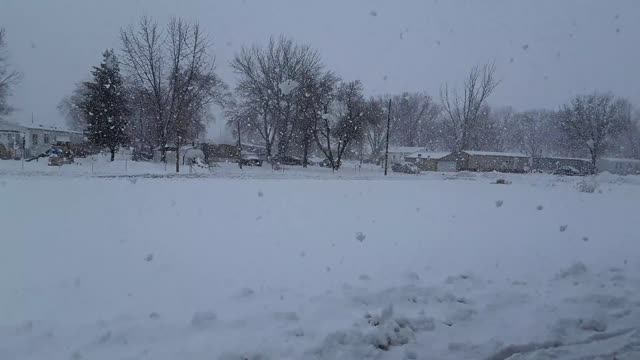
0,120,84,158
0,120,26,158
382,146,426,164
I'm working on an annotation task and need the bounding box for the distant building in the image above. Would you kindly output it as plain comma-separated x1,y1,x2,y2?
597,157,640,175
0,120,84,158
533,156,591,174
381,147,425,164
438,151,531,173
404,151,451,171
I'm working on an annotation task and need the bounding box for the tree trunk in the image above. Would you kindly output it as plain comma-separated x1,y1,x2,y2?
176,134,180,173
591,152,597,174
160,147,167,163
265,141,272,161
302,132,310,168
110,148,116,162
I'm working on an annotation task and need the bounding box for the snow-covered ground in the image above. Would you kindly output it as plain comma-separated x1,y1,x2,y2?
1,161,640,359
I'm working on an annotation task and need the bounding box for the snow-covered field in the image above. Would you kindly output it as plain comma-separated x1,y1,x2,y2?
1,160,640,359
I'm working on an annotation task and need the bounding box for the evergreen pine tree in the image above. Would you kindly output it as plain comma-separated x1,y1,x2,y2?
81,49,128,161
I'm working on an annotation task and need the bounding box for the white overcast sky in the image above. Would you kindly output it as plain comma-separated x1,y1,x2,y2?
1,0,638,134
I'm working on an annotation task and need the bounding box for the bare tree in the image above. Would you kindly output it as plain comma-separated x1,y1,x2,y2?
314,80,365,170
559,93,628,172
362,97,386,159
229,36,324,160
58,83,89,131
296,67,338,166
121,17,168,158
0,28,21,117
609,103,640,160
390,92,441,147
511,110,552,161
440,63,499,151
120,16,225,171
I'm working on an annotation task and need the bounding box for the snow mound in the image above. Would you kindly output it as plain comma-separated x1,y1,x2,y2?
309,305,436,359
576,176,599,193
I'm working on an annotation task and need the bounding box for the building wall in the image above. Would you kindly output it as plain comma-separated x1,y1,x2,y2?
534,157,591,173
0,131,23,158
468,155,528,173
408,158,438,171
25,129,84,157
597,158,640,175
439,152,529,173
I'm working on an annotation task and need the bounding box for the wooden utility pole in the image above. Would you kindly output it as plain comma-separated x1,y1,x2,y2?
384,99,391,176
237,120,243,169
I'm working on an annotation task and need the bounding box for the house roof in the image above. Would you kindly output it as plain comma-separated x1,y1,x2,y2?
405,151,451,160
25,124,83,134
387,146,425,154
539,156,589,162
0,120,26,132
600,157,640,164
464,150,528,158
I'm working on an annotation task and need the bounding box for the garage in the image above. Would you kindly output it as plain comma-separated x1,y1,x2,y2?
437,160,457,172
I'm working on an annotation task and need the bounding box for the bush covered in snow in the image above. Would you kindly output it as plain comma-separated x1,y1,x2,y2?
576,176,598,193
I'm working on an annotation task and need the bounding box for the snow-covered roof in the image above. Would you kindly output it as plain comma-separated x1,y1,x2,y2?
540,156,589,162
387,146,425,154
25,124,83,134
600,157,640,164
405,151,451,160
464,150,528,158
0,120,25,132
202,139,266,149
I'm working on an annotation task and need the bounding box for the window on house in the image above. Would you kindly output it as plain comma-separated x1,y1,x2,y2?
32,133,38,145
44,134,50,144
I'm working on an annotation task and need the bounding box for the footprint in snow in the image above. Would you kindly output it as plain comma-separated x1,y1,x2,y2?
536,205,544,210
495,200,503,208
355,232,366,242
144,253,154,262
559,225,568,232
257,191,264,197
